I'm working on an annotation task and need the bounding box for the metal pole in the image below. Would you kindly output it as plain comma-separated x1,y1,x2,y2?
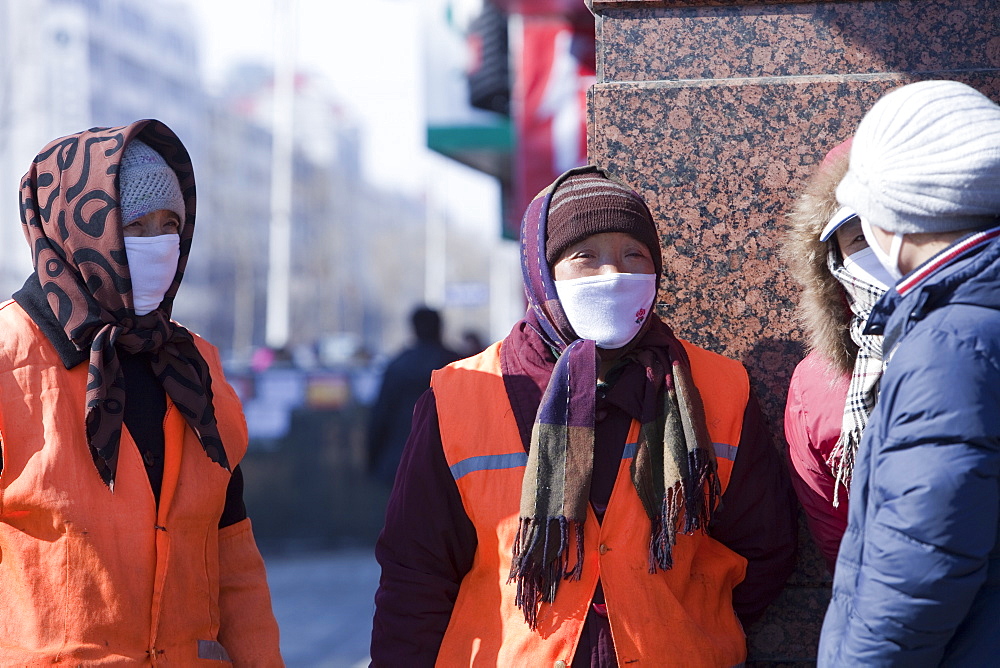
265,0,297,349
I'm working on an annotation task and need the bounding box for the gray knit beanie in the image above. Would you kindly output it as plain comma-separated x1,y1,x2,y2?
119,138,185,225
837,80,1000,235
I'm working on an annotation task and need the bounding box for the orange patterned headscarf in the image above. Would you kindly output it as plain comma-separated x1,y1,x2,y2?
19,120,229,489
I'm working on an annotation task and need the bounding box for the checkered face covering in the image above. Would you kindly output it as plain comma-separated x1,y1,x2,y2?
826,249,887,505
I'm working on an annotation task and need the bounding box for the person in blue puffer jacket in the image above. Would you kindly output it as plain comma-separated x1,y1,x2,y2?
818,79,1000,666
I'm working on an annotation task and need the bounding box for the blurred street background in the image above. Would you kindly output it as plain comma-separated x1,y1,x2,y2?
0,0,594,661
266,549,378,667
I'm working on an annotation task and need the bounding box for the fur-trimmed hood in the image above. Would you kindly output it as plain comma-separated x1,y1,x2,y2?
782,143,855,374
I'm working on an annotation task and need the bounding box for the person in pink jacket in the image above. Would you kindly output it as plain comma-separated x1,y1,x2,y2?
782,140,893,573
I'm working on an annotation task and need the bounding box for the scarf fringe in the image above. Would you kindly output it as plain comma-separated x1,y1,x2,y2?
508,516,584,630
647,450,720,573
827,430,859,507
648,484,681,573
685,448,720,534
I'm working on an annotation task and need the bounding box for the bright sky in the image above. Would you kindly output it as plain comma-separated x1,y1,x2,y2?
180,0,501,236
182,0,428,195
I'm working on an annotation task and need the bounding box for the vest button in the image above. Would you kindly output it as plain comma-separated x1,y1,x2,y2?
555,662,567,668
599,543,608,555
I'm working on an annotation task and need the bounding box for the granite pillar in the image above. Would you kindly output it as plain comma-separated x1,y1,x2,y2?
587,0,1000,663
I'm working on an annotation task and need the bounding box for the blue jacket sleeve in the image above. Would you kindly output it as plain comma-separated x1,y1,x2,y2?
836,327,1000,665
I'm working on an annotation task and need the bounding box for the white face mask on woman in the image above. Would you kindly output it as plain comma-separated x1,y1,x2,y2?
842,246,894,291
555,272,656,349
124,235,180,315
860,217,905,282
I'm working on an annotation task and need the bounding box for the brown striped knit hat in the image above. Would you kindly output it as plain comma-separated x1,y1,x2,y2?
545,168,662,275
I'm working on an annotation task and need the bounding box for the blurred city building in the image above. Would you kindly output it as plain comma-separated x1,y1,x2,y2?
198,63,429,362
0,0,453,362
0,0,205,298
0,0,519,550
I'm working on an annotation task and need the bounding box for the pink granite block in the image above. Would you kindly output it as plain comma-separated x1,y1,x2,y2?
589,26,1000,653
596,1,1000,82
590,1,1000,660
590,73,1000,460
593,0,848,8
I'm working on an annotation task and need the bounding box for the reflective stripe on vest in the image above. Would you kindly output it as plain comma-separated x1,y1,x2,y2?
450,441,738,482
432,338,750,667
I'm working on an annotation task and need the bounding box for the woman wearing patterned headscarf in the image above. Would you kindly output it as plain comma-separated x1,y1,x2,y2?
0,120,282,665
371,165,796,666
782,139,891,574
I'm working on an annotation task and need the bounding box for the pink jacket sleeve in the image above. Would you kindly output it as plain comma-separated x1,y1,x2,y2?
784,352,851,574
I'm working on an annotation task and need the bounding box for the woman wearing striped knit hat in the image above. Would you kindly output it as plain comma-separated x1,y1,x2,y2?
371,165,796,666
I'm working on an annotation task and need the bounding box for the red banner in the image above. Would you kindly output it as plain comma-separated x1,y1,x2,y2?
508,15,595,239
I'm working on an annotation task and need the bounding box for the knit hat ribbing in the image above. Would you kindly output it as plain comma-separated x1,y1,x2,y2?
837,80,1000,235
545,171,662,276
119,139,185,225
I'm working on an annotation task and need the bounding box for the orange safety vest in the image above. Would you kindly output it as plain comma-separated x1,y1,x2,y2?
0,300,249,665
432,339,750,667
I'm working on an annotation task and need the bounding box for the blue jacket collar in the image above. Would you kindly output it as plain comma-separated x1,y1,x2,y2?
864,225,1000,351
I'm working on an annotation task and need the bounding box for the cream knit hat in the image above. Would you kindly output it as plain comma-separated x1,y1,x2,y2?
119,139,185,225
837,80,1000,234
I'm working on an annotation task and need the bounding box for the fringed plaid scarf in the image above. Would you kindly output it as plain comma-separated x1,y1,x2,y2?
509,166,720,629
826,250,886,505
19,121,229,490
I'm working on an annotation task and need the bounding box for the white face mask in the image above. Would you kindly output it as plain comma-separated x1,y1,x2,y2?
124,235,180,315
555,272,656,349
842,247,894,291
860,217,904,282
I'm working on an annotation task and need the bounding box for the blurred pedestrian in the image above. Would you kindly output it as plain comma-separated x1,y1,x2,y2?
371,166,796,666
458,328,487,358
0,121,282,665
819,80,1000,666
782,139,891,573
366,306,459,485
